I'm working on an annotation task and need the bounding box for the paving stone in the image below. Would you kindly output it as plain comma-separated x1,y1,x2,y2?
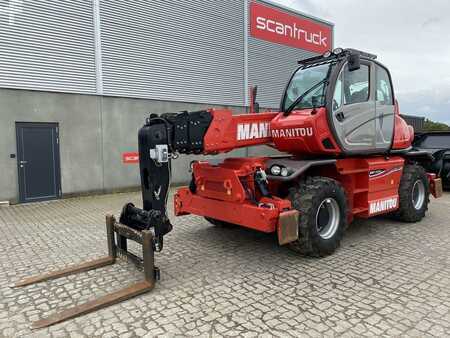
1,190,450,337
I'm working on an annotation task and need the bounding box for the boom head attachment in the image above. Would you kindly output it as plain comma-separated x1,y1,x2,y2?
119,110,215,249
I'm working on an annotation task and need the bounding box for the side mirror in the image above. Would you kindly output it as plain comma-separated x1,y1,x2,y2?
311,95,324,114
250,85,260,113
311,95,319,107
348,53,360,72
253,101,260,114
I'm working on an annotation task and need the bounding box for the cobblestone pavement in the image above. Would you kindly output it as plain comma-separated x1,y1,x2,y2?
1,190,450,338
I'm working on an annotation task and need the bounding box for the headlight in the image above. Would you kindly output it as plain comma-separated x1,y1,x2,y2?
333,47,344,55
270,165,281,176
323,51,332,58
280,167,289,177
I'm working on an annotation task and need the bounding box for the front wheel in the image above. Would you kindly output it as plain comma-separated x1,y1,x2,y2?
391,164,430,222
287,177,347,257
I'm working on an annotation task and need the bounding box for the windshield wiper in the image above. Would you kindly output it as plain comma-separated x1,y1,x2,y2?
283,78,328,116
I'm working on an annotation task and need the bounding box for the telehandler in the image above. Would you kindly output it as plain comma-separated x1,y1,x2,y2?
14,48,442,328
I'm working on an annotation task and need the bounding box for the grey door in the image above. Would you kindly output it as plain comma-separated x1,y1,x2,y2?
16,122,61,203
331,62,376,153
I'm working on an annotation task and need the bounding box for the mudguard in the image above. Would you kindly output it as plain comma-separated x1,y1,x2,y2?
266,158,337,181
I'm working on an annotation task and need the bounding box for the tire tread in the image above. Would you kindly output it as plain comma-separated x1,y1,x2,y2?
288,176,347,257
391,164,430,222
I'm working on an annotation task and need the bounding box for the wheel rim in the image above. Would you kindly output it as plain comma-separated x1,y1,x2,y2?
316,198,340,240
412,180,425,210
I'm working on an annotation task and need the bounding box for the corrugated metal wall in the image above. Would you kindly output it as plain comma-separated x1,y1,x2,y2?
401,114,425,132
247,1,332,108
0,0,332,107
0,0,96,93
99,0,245,106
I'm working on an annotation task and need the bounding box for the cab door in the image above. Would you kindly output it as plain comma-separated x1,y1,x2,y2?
331,61,376,153
374,64,395,150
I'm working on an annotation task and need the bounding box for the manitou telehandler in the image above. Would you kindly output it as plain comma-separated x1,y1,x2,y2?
15,48,442,328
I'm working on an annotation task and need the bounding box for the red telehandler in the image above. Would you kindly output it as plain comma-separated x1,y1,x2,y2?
14,48,443,328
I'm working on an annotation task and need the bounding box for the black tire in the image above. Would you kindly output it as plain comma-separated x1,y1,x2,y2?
204,217,237,228
391,164,430,222
287,177,347,257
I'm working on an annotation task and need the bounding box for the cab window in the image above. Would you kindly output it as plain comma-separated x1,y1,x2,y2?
332,71,343,111
376,65,393,105
343,64,370,105
283,63,331,111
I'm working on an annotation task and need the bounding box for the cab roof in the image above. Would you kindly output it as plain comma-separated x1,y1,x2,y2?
298,48,377,67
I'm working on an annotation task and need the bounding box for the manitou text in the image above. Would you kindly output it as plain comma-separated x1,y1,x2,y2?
237,123,314,140
369,197,398,215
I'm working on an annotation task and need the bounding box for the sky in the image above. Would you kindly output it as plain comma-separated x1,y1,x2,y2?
274,0,450,124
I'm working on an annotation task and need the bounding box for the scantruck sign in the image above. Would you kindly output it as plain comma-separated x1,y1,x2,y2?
250,2,332,54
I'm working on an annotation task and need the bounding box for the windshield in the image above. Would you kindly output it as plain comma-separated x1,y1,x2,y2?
283,63,331,111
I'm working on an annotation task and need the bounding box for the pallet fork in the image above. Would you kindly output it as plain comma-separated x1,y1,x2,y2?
13,215,159,329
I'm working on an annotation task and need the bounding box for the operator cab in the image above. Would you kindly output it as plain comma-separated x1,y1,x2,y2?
281,48,396,154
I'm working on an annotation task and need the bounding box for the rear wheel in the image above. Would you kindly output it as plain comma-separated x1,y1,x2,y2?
288,177,347,257
391,164,430,222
